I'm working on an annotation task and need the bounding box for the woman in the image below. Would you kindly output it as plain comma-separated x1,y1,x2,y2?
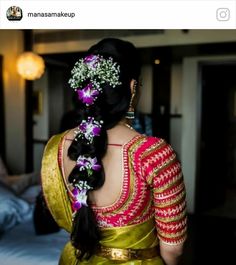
41,38,187,265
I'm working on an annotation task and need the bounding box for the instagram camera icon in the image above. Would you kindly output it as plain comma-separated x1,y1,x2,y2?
216,8,230,21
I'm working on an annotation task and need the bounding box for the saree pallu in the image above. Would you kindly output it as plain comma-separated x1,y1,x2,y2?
41,133,164,265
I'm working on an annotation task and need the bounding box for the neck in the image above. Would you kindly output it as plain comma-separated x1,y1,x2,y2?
118,118,132,126
118,120,134,130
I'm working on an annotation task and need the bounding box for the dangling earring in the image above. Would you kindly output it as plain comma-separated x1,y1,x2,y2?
126,81,137,120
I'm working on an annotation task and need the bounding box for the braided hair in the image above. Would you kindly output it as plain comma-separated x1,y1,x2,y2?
67,38,140,259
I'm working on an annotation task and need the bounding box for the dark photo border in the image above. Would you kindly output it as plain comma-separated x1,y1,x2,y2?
0,56,5,159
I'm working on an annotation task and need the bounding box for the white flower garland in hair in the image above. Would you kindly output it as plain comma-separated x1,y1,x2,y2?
68,54,122,106
68,54,122,214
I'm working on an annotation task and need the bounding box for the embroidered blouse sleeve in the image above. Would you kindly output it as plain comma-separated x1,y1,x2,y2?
142,137,187,245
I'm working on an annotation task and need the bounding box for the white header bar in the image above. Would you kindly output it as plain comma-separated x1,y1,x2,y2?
0,1,235,29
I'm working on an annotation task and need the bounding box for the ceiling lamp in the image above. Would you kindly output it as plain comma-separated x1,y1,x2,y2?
17,52,45,80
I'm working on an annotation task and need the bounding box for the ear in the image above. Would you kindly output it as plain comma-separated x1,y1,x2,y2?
130,79,136,94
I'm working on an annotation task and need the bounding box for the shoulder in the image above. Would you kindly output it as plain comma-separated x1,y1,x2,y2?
43,131,68,155
143,135,166,147
140,136,177,172
140,137,180,186
137,135,171,158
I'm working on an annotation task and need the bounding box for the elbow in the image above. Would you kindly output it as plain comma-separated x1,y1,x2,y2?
169,246,184,258
162,247,183,258
160,241,185,258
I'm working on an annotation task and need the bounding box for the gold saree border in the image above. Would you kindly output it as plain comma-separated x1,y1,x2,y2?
41,132,72,233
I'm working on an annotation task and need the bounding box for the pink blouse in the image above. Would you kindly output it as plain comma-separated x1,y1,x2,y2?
59,134,187,245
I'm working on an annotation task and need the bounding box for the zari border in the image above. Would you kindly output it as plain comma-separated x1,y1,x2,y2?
41,132,73,233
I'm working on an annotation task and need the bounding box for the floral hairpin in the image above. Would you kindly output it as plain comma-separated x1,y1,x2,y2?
76,155,101,176
68,54,122,106
77,83,99,106
84,54,99,69
72,189,88,211
74,116,103,143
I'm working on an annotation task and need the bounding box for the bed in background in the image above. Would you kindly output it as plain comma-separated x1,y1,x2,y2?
0,218,68,265
0,161,69,265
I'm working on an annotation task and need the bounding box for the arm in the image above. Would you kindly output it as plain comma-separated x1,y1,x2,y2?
160,241,184,265
143,138,187,265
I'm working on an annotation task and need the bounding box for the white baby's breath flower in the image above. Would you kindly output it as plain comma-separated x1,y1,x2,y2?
68,55,122,95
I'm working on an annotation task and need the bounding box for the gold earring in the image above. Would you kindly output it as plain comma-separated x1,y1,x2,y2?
126,81,137,120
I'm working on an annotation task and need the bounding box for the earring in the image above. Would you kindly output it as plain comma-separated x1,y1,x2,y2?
126,81,137,120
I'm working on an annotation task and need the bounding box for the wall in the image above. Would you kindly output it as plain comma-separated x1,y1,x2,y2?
181,55,236,214
137,64,153,114
34,30,236,54
33,70,49,172
33,70,49,141
181,59,200,214
170,64,183,156
0,30,25,173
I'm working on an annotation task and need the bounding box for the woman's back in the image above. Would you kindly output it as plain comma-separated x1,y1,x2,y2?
60,124,186,241
61,124,139,209
41,38,187,265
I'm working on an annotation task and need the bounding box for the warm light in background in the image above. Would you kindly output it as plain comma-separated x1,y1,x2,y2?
16,52,45,80
154,59,160,65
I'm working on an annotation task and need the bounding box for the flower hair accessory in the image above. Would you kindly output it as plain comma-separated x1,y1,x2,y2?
72,188,88,212
76,155,101,176
70,180,93,191
70,156,100,215
69,54,118,215
74,116,103,143
77,83,99,105
68,54,122,106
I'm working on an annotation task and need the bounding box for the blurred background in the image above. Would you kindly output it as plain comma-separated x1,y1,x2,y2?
1,30,236,264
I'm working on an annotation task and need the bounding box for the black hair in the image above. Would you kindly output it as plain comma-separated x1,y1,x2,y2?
67,38,141,259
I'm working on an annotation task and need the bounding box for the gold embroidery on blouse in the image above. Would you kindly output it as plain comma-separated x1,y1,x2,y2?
154,190,186,208
155,210,187,223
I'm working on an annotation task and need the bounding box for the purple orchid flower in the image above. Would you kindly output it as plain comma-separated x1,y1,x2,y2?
84,54,99,69
78,117,102,142
72,187,79,196
92,124,101,136
77,83,99,105
91,157,101,171
72,188,88,211
76,155,101,172
76,156,90,171
78,122,87,132
88,117,101,136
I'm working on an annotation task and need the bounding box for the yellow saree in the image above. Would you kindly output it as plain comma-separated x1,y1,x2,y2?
41,133,164,265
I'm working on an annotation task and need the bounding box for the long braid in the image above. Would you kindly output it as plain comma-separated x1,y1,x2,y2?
67,54,121,259
67,38,141,260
